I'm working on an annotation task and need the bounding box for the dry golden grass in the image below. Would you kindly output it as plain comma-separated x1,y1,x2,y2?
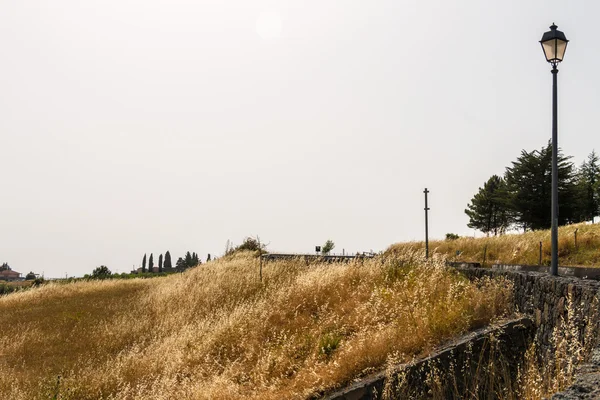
387,222,600,267
0,251,513,399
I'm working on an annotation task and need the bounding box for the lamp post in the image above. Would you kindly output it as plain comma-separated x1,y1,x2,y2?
424,188,429,259
540,23,568,276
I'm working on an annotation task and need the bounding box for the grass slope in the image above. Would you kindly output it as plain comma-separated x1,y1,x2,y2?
387,222,600,267
0,251,512,399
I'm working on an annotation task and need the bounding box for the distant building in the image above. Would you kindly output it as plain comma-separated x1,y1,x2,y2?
0,264,22,281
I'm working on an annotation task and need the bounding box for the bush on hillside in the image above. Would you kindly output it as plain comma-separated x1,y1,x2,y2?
32,277,45,287
226,237,267,256
91,265,112,279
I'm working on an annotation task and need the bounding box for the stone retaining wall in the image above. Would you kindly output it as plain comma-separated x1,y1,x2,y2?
323,318,534,400
458,267,600,399
457,267,600,348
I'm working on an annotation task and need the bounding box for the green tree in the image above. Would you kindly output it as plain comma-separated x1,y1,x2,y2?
149,253,154,272
504,142,577,231
191,252,200,266
322,240,335,255
158,254,163,273
164,251,172,270
91,265,112,279
465,175,511,236
574,150,600,223
25,271,36,280
175,257,186,271
142,254,147,273
184,252,192,268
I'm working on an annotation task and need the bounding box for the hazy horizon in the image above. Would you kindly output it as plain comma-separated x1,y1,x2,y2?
1,0,598,278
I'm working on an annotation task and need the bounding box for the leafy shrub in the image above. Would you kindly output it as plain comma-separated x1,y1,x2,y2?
225,237,267,256
318,332,342,358
91,266,112,279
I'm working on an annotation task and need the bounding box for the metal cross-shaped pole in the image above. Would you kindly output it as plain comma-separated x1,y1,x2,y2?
424,188,430,259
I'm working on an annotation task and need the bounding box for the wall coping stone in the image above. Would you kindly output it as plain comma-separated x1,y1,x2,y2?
456,267,600,294
449,261,600,280
492,264,600,280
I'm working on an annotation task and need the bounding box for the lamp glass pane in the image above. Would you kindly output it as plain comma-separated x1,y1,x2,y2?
541,40,556,61
556,39,567,61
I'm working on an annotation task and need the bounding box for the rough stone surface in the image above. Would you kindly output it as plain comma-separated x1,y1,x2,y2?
552,349,600,399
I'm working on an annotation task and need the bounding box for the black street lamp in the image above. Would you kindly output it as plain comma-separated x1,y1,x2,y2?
540,23,568,276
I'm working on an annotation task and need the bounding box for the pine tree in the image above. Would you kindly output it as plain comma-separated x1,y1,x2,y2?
158,254,163,273
322,240,335,255
149,254,154,273
574,150,600,223
176,257,186,271
164,251,172,270
465,175,511,235
185,251,193,268
504,142,577,231
142,254,147,273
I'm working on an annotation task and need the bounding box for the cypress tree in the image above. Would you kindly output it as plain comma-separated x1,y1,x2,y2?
185,251,192,268
164,251,172,270
158,254,163,273
142,254,147,273
149,254,154,273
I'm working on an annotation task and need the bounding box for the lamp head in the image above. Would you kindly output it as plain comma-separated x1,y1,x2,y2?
540,23,568,65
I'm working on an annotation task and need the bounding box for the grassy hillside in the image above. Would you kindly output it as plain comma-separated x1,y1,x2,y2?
387,222,600,267
0,251,512,400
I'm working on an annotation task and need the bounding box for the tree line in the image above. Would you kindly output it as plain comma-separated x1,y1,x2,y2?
465,142,600,235
139,251,201,273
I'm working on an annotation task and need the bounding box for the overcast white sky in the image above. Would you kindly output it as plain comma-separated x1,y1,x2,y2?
1,0,598,277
